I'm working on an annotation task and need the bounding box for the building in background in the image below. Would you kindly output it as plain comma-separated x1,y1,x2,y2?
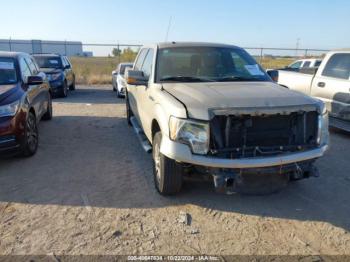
0,39,84,56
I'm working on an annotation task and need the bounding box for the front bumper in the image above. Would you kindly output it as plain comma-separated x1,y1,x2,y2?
160,135,328,169
49,80,64,93
0,114,26,155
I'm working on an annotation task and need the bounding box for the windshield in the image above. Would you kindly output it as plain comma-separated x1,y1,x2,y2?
0,57,17,85
34,56,63,69
156,46,269,83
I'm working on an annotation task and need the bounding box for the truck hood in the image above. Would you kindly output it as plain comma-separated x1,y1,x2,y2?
40,68,63,74
162,81,319,120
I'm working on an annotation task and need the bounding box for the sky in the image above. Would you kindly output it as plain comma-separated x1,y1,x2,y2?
1,0,349,55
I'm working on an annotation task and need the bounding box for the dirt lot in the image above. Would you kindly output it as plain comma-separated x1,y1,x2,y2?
0,85,349,256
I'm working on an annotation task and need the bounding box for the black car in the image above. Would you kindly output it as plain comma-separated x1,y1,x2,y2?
0,52,52,157
33,54,75,98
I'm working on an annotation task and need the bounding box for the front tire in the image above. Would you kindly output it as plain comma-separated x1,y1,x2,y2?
22,112,39,157
126,92,133,126
42,93,53,121
153,132,183,195
60,81,68,98
69,78,76,91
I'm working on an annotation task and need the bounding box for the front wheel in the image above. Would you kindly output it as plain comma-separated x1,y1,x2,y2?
126,92,133,126
69,78,76,91
153,132,183,195
22,112,39,157
42,93,53,121
60,81,68,98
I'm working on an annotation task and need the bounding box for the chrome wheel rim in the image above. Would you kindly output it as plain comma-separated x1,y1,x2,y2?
27,115,38,151
154,143,161,184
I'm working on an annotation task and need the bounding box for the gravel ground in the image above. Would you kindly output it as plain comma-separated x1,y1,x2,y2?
0,85,349,256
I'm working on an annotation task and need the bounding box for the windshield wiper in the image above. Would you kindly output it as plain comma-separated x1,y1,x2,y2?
160,76,214,82
216,76,263,82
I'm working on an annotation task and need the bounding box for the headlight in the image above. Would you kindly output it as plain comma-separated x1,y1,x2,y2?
48,73,62,81
117,78,125,87
169,116,209,155
317,110,329,146
0,100,20,117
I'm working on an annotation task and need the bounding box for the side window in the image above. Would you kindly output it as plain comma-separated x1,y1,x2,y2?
141,49,154,79
65,57,72,68
134,49,148,70
19,58,32,82
61,57,68,68
322,54,350,80
25,57,39,75
289,61,302,69
303,61,311,68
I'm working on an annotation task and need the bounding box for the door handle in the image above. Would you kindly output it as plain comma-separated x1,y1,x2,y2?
318,82,326,88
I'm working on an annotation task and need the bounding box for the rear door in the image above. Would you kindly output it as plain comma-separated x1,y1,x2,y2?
311,53,350,119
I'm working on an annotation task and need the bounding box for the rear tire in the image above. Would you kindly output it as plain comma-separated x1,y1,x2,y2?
153,132,183,195
60,81,68,98
22,112,39,157
42,93,53,121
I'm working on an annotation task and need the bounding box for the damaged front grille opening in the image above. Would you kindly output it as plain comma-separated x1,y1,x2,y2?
209,111,319,159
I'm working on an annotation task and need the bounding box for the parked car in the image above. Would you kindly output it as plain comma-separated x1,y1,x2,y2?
33,54,75,98
112,62,133,97
267,50,350,132
283,58,323,72
0,52,52,157
125,42,329,195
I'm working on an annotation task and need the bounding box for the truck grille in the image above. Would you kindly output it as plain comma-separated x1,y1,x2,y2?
209,111,318,159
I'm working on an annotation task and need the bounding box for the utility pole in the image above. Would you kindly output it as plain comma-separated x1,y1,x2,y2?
295,38,300,57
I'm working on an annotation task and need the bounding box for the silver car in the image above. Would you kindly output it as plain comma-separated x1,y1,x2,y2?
112,62,133,97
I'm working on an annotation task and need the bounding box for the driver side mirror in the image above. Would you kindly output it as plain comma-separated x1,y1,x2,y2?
27,75,43,85
267,70,279,82
126,70,148,86
64,65,71,69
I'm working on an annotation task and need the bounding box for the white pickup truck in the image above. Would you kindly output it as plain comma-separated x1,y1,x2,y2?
268,50,350,131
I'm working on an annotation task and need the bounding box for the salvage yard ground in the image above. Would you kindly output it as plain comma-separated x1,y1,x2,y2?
0,85,349,255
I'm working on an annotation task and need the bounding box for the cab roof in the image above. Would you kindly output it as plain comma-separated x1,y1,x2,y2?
156,42,242,50
0,51,26,58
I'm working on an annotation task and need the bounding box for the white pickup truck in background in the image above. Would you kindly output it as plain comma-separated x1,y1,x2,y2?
286,58,323,71
268,50,350,131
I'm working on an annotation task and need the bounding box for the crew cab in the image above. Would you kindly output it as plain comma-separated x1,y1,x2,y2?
268,50,350,131
125,42,329,195
0,52,52,157
33,54,75,98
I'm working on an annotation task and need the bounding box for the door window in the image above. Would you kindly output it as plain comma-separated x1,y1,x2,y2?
134,49,148,70
19,58,32,82
322,54,350,80
289,61,302,69
141,50,154,79
25,57,39,75
303,61,311,68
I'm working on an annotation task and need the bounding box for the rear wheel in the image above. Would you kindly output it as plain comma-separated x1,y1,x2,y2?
60,81,68,98
22,112,39,157
153,132,183,195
